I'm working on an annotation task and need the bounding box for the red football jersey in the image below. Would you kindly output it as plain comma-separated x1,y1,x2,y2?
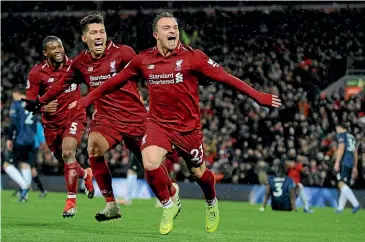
121,43,224,132
26,57,85,129
288,163,303,184
79,42,269,132
40,41,146,126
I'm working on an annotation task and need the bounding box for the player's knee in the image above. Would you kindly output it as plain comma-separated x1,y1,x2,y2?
88,133,108,157
31,167,38,177
128,169,136,175
87,143,103,157
190,163,206,178
62,147,76,163
142,146,165,170
338,181,345,189
20,162,31,169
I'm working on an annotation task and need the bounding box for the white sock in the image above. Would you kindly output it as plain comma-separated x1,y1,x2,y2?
162,198,173,209
126,173,137,202
337,188,347,210
343,184,360,208
298,184,309,210
21,167,32,187
207,197,217,207
4,165,28,189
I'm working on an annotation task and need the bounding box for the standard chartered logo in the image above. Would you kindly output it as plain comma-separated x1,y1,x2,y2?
148,72,184,85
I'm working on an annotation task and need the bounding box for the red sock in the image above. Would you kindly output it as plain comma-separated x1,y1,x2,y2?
161,165,176,197
145,166,171,205
77,163,86,179
89,156,115,203
64,162,79,202
195,168,216,203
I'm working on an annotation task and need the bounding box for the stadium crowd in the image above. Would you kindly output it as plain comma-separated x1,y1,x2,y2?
2,7,365,188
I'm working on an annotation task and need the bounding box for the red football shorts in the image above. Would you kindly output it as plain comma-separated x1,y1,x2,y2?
89,112,144,152
141,120,204,168
44,118,86,161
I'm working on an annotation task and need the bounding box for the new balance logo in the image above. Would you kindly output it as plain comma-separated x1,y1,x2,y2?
47,78,55,83
147,64,155,70
175,72,183,83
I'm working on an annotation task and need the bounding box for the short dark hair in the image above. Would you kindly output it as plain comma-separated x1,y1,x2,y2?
12,85,26,95
80,14,104,33
42,36,62,50
152,12,177,32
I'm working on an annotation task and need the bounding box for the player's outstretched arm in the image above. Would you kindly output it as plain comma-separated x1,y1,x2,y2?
260,184,271,212
69,56,141,110
192,50,281,108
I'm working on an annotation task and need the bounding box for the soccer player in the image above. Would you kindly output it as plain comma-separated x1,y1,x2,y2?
260,162,297,212
4,86,36,202
69,12,281,234
334,124,361,214
286,149,313,213
26,14,180,221
24,36,94,217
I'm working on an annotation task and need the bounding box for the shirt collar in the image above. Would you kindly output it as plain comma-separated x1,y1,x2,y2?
153,41,182,57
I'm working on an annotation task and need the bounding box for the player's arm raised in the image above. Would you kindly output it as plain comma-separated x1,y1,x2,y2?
260,184,271,212
334,136,345,172
192,50,281,108
69,54,141,110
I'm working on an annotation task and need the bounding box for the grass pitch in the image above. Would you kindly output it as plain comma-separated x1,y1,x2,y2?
1,190,364,242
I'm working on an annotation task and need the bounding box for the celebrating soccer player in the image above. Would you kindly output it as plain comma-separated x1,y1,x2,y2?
67,12,281,234
24,36,94,217
26,14,180,221
334,124,361,214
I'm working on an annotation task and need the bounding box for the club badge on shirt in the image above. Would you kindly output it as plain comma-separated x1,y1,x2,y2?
175,59,183,71
110,60,116,73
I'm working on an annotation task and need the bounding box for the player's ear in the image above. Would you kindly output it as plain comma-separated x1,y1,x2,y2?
81,35,87,44
153,32,158,40
43,50,47,57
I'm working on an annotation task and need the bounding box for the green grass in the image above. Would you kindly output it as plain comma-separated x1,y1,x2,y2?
1,190,364,242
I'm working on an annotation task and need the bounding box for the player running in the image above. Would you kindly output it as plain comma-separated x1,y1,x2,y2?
286,149,313,213
24,36,94,217
334,124,361,214
260,162,297,212
4,86,36,202
69,12,281,234
25,14,180,221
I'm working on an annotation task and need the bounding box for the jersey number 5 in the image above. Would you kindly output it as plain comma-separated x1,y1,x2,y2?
69,122,78,135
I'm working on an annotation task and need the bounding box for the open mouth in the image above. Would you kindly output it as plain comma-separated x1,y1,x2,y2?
167,36,176,44
94,41,104,51
55,53,63,59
